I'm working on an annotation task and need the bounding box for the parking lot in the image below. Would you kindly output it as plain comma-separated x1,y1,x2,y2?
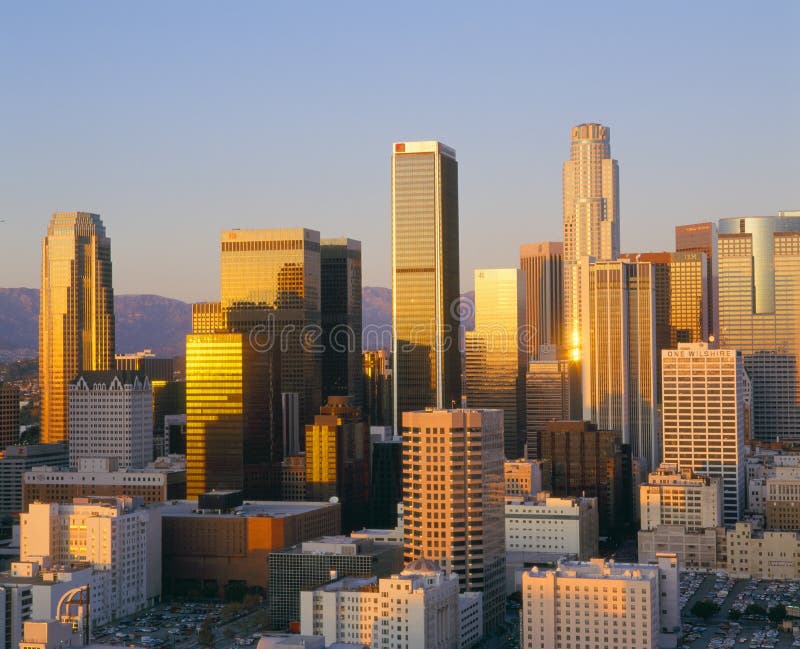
680,572,800,649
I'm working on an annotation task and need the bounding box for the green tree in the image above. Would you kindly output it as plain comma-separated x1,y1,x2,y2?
745,603,767,617
225,581,247,603
728,608,741,620
691,599,720,620
768,604,787,623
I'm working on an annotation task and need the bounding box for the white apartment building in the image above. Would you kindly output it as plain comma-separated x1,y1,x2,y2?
19,497,161,624
504,459,543,497
505,493,598,560
300,559,482,649
521,554,680,649
68,372,153,469
640,464,722,531
661,343,748,524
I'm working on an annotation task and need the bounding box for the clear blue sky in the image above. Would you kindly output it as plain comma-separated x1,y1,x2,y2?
1,1,797,302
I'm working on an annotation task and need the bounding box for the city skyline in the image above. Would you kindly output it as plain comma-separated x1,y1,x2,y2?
0,3,796,302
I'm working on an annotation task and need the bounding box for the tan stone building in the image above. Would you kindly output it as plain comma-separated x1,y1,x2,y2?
765,476,800,530
640,464,722,531
727,522,800,579
638,525,725,570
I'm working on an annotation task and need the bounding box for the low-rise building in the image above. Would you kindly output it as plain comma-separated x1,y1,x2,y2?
301,559,482,649
765,472,800,530
0,444,69,517
640,464,722,531
521,554,681,649
727,522,800,579
638,525,726,570
161,494,341,597
23,457,186,507
269,536,404,631
504,459,544,498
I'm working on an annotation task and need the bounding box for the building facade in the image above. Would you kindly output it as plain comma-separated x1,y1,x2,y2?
524,358,580,459
519,242,563,360
718,215,800,440
391,142,461,430
661,343,747,524
39,212,114,444
639,464,722,531
675,222,718,339
562,123,620,362
464,268,526,458
521,555,680,649
727,522,800,580
0,443,69,517
68,372,152,469
402,409,505,632
0,383,20,449
638,525,725,571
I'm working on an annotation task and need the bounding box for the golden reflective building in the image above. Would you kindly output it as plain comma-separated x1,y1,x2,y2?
562,124,620,361
39,212,114,443
464,268,526,459
220,228,321,426
185,333,281,499
391,141,461,431
675,222,718,338
519,242,563,360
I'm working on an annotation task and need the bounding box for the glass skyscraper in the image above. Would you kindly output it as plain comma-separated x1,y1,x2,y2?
220,228,322,426
519,241,563,360
40,212,114,443
675,222,718,338
391,141,461,430
718,215,800,440
464,268,526,458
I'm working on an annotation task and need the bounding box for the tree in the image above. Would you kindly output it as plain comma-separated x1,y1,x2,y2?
225,581,247,603
728,608,741,620
198,623,214,648
745,603,767,618
768,604,787,624
691,599,720,620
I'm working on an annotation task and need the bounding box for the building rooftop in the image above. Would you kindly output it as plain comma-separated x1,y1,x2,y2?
161,500,338,519
526,558,661,582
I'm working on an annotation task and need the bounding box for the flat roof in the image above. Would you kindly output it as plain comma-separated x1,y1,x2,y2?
161,500,338,519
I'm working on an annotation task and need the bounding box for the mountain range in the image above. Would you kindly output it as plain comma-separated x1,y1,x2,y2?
0,287,475,361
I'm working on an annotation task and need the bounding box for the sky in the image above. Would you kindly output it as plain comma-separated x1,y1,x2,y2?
0,1,797,303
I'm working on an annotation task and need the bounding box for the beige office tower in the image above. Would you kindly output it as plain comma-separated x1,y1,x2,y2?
391,142,461,432
402,409,505,632
220,227,322,426
581,259,657,469
718,215,800,440
562,123,619,361
464,268,526,459
519,242,563,359
661,343,748,525
40,212,115,443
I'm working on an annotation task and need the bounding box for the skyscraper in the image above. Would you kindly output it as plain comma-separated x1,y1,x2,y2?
581,260,658,469
40,212,115,443
562,124,620,361
718,215,800,440
320,238,363,407
661,343,748,524
675,222,718,338
220,228,322,426
402,409,505,632
519,242,563,359
0,382,20,449
524,358,580,459
391,141,461,431
185,332,281,498
464,268,526,458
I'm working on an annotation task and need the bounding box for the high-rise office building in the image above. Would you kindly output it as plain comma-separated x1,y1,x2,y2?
362,350,392,427
402,409,504,632
661,343,748,524
562,124,619,361
519,242,563,359
321,238,363,407
40,212,114,443
68,371,153,469
369,435,402,529
675,221,718,338
305,397,370,533
220,227,322,426
464,268,526,458
191,302,224,334
538,420,629,537
391,141,461,431
524,359,581,459
718,215,800,440
581,260,658,469
0,383,20,449
0,443,69,517
114,351,174,381
185,333,281,499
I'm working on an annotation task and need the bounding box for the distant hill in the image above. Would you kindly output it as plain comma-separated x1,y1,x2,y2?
0,286,474,360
